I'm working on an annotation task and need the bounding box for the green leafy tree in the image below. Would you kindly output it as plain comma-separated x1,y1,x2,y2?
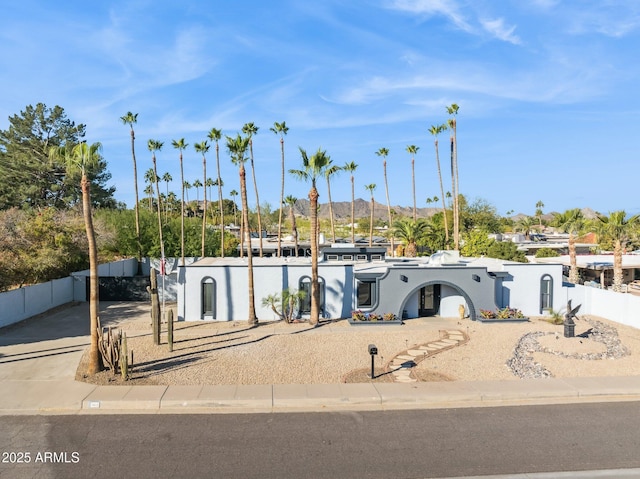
461,230,496,257
535,247,560,258
290,148,331,325
0,103,115,209
515,215,536,240
486,241,528,263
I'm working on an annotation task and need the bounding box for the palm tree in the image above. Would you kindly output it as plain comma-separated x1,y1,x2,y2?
193,179,203,208
324,160,341,243
429,124,449,244
289,147,331,326
343,161,358,244
194,141,210,257
230,189,239,225
242,122,263,256
183,181,192,204
49,140,104,374
207,128,225,258
144,168,156,212
406,145,420,221
161,172,172,223
120,112,142,267
446,104,460,250
535,200,545,230
596,211,640,292
364,183,377,247
376,147,394,255
515,215,536,240
270,121,289,257
147,140,165,270
394,218,430,257
227,134,257,325
284,195,299,256
552,208,585,284
172,138,189,265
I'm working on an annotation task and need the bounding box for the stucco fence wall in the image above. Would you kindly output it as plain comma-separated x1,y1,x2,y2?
566,284,640,330
0,257,166,329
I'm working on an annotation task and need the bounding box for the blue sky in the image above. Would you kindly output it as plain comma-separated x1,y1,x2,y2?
1,0,639,217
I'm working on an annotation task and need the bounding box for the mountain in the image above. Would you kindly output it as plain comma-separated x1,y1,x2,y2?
289,198,440,220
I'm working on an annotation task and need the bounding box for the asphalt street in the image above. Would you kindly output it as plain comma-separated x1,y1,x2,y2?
2,402,640,479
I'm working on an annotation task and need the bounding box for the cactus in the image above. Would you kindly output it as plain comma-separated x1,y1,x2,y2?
167,308,174,352
147,268,161,345
97,317,121,375
119,332,129,380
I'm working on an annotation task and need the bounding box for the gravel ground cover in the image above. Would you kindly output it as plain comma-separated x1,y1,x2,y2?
76,302,640,386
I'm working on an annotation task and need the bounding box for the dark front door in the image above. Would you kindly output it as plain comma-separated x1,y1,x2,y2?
419,284,441,317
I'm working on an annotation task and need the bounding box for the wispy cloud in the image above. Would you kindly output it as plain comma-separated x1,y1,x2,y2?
479,17,521,45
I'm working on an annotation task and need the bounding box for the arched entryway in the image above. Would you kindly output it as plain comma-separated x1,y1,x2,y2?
399,280,478,321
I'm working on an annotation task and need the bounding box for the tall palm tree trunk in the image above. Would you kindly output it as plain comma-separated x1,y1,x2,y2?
568,233,579,284
289,204,298,257
350,176,355,244
277,137,285,257
327,178,337,243
411,155,416,222
129,129,142,270
434,139,449,243
82,174,102,374
215,144,224,258
369,197,375,247
309,185,320,326
179,156,185,266
201,155,207,257
450,136,459,250
240,165,257,325
248,141,263,257
613,239,623,291
383,162,394,255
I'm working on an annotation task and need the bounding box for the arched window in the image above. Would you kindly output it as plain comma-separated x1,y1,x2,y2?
202,277,216,319
299,276,325,316
540,274,553,313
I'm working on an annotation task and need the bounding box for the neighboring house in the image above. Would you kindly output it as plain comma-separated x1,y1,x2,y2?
534,254,640,289
176,246,564,322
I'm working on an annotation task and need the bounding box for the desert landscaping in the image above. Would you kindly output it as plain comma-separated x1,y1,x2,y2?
76,302,640,387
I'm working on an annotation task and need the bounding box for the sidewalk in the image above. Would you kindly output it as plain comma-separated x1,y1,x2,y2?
2,302,640,415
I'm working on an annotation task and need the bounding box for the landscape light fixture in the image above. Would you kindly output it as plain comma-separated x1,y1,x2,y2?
368,344,378,379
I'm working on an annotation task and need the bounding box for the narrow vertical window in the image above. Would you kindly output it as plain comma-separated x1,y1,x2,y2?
202,278,216,318
540,274,553,313
298,277,325,315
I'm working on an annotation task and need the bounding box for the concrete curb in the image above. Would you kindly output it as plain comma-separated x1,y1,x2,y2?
3,377,640,415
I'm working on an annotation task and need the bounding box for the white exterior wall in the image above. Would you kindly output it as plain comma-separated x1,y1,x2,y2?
178,261,352,322
499,263,564,316
439,284,467,317
567,284,640,329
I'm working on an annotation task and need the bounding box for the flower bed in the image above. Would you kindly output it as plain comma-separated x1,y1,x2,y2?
478,307,529,323
347,310,402,325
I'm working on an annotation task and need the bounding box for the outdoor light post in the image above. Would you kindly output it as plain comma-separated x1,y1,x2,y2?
368,344,378,379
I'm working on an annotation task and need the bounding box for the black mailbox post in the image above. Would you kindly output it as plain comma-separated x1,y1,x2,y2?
368,344,378,379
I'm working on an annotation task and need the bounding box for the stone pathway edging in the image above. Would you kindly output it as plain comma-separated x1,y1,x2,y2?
385,330,469,383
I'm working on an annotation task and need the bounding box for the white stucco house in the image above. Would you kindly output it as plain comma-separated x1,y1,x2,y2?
175,246,565,322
